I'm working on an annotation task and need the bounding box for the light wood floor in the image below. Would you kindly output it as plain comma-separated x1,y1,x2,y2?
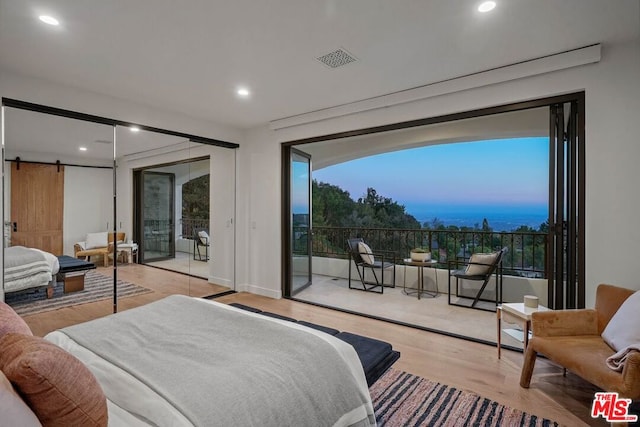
22,264,602,426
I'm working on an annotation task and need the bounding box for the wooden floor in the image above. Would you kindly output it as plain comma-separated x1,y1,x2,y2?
22,264,603,426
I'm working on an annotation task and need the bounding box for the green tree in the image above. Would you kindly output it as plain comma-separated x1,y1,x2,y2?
182,174,209,220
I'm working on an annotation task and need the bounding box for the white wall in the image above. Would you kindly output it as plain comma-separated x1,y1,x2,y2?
239,39,640,306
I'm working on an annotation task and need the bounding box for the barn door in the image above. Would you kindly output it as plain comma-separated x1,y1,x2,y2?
10,162,64,255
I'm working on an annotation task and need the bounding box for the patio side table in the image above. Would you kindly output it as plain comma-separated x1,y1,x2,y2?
402,258,439,300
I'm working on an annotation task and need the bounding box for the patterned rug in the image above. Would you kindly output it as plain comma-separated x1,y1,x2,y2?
6,271,152,316
370,369,559,426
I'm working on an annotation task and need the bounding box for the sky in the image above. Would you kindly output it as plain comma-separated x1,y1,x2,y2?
313,137,549,218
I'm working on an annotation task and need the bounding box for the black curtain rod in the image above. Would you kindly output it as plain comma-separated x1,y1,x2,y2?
6,158,113,170
2,98,240,149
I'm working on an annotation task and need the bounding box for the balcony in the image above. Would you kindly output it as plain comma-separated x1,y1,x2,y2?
293,226,549,347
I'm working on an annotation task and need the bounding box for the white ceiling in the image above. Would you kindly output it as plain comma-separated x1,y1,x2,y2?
0,0,638,129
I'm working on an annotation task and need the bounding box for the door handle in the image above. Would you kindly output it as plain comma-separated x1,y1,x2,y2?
12,222,17,232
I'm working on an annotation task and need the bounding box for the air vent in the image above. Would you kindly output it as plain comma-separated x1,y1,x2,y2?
316,48,357,69
94,139,113,144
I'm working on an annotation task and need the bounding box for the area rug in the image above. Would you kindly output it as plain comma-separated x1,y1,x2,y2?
370,369,558,426
6,271,152,316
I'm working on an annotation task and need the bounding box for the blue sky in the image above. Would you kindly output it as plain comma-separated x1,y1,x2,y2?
313,137,548,215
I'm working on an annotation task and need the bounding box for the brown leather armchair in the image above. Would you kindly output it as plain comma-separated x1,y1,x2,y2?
520,284,640,399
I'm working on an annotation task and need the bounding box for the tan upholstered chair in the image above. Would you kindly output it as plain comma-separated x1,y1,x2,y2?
74,232,126,267
520,284,640,399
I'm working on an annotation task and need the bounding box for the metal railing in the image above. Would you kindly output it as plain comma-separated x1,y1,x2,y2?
298,226,547,278
181,218,209,238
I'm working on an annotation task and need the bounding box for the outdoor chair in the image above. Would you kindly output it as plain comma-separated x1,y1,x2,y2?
347,238,397,294
193,227,210,261
447,247,507,311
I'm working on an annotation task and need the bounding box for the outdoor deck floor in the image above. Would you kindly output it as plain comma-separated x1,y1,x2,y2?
296,274,525,349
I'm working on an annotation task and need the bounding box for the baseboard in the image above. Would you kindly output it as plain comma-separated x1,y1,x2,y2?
237,283,282,299
209,275,232,287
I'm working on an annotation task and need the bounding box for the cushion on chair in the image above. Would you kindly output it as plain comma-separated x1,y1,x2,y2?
358,242,375,265
465,251,499,276
84,232,108,250
601,290,640,352
198,230,209,245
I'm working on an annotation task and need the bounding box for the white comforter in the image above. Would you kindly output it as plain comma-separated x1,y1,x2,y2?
46,296,375,427
3,246,59,293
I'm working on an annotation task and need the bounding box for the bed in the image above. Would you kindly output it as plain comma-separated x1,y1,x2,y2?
38,295,375,426
3,246,60,294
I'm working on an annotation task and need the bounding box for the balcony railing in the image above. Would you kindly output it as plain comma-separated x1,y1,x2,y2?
181,218,209,238
295,226,547,278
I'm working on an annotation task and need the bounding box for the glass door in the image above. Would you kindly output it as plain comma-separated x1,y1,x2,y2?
139,171,175,262
290,149,312,294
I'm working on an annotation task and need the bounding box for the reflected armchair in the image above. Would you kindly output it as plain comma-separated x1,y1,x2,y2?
447,247,507,311
347,238,396,294
74,232,126,267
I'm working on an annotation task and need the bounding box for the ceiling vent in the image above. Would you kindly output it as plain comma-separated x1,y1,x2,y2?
94,139,113,144
316,48,357,69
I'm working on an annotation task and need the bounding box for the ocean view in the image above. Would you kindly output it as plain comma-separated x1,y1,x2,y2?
405,204,548,232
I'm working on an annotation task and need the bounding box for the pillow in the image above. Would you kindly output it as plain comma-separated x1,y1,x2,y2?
0,370,42,426
602,290,640,352
0,333,108,427
358,242,375,265
198,230,210,245
465,252,499,276
0,301,33,338
84,232,108,249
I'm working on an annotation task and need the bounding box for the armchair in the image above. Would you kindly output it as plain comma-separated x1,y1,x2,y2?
74,232,126,267
346,238,396,293
520,284,640,400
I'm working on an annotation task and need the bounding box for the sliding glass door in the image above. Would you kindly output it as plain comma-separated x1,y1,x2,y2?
290,149,312,295
138,171,175,262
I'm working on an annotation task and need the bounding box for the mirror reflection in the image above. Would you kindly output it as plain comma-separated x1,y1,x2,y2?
2,107,115,319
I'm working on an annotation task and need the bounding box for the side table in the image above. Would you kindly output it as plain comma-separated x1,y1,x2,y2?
117,243,138,264
497,302,550,358
402,258,439,300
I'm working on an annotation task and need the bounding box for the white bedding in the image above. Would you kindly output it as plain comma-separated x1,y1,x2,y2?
45,297,375,427
3,246,57,293
31,248,60,275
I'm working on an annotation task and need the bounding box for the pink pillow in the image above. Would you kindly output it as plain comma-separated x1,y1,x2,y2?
0,369,42,426
0,333,108,426
0,301,32,338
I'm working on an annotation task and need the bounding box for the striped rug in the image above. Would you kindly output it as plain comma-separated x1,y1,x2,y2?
370,369,558,427
7,271,152,316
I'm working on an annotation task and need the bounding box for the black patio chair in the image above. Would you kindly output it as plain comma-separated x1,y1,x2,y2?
193,227,210,261
447,247,507,311
347,238,397,294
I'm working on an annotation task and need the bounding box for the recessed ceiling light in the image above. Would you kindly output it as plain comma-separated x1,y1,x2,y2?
237,87,250,98
79,146,88,151
39,15,59,26
130,126,140,132
478,1,496,12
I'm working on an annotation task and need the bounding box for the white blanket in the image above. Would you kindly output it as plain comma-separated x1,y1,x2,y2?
606,344,640,372
3,246,53,293
46,296,375,427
